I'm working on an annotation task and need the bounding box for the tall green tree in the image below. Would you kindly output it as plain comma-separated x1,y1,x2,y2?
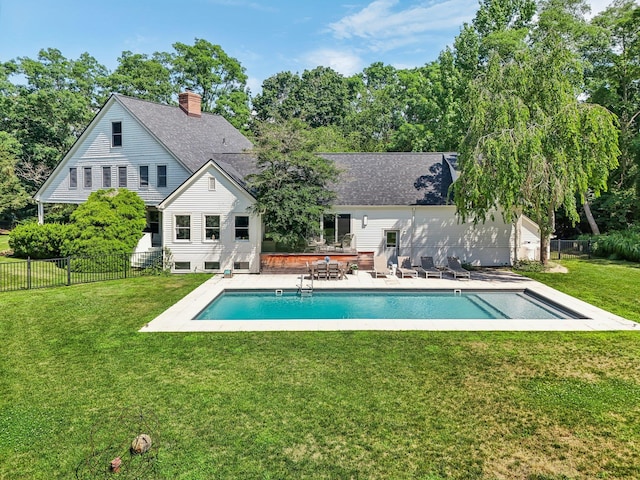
246,120,340,248
171,38,250,129
454,3,620,263
586,0,640,192
295,67,352,128
2,49,107,190
0,132,30,224
107,51,175,104
252,71,302,122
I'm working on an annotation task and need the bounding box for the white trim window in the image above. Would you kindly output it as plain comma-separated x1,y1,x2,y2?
208,176,216,191
83,167,92,189
69,167,77,189
102,166,111,188
112,121,122,147
118,166,127,187
204,214,221,241
175,215,191,241
139,165,149,189
234,216,249,241
157,165,167,188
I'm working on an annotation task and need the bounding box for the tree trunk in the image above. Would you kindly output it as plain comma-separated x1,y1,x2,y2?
583,200,600,235
540,233,549,265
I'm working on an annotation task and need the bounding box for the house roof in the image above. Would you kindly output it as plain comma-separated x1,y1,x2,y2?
115,95,253,173
207,151,458,206
319,152,458,206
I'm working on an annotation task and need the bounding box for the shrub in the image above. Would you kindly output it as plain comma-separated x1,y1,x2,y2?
61,189,147,258
9,222,71,259
591,229,640,262
512,259,546,272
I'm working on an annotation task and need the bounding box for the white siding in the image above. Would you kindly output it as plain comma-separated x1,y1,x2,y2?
160,165,261,273
335,205,517,267
37,101,190,205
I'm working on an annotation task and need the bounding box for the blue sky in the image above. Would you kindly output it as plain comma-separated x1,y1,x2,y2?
0,0,612,95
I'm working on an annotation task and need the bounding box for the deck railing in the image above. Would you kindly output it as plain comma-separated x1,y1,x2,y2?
0,251,164,293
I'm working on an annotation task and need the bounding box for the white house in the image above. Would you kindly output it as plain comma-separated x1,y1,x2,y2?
34,92,540,273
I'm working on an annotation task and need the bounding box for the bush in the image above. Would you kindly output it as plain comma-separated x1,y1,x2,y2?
61,189,146,258
591,229,640,262
512,259,546,272
9,222,71,259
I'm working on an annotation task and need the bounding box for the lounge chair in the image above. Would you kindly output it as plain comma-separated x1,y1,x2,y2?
414,256,442,279
397,256,418,278
372,255,389,277
446,256,471,279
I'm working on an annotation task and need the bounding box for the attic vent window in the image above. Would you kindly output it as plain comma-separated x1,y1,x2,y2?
209,177,216,191
112,121,122,147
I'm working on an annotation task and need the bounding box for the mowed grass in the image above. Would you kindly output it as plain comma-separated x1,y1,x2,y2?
522,259,640,322
1,263,639,479
0,233,10,254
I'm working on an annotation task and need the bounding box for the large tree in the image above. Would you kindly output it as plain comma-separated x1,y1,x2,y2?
246,120,340,248
454,1,620,263
106,50,175,104
171,38,250,129
0,132,30,224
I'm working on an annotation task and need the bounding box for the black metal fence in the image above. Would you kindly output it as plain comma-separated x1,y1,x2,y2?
0,250,164,293
550,239,591,260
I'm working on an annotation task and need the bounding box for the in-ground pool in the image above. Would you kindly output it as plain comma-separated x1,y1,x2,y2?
194,289,580,321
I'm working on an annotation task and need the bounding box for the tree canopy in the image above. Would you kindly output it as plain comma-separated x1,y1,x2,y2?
454,0,621,263
246,120,340,248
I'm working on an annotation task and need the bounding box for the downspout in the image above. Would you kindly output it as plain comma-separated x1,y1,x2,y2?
411,207,415,260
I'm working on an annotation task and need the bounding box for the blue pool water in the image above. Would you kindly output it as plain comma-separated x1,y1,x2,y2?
194,290,575,320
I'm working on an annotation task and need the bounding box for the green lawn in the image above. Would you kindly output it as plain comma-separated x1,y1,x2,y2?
0,233,9,254
1,262,639,479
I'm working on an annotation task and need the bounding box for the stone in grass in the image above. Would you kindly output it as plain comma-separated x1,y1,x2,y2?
130,434,152,455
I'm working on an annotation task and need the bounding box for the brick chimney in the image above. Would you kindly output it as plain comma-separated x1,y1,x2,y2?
179,91,202,118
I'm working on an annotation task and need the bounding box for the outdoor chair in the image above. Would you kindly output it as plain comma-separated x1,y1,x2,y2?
371,255,389,277
414,256,442,279
306,237,326,252
446,256,471,279
315,261,328,280
397,256,418,278
328,262,341,280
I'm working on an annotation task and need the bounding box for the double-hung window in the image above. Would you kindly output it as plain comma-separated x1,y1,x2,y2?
139,165,149,189
83,167,92,189
175,215,191,241
102,166,111,188
235,216,249,241
157,165,167,188
118,166,127,187
112,121,122,147
204,215,220,241
69,167,77,189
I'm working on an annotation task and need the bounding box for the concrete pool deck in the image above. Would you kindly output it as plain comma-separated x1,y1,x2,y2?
140,270,639,332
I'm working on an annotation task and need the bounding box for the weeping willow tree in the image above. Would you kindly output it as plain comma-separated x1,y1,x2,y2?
454,16,620,264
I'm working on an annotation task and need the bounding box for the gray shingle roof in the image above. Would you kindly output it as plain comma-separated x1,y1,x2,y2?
114,95,456,206
320,153,458,206
115,94,253,173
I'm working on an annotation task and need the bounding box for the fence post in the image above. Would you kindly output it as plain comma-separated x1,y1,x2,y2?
124,253,127,279
557,240,562,260
67,257,71,286
27,257,31,290
588,239,591,259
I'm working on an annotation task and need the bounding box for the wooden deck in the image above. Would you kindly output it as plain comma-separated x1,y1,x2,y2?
260,252,374,274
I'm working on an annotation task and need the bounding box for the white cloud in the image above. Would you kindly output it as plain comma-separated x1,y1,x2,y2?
303,49,364,76
328,0,475,51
